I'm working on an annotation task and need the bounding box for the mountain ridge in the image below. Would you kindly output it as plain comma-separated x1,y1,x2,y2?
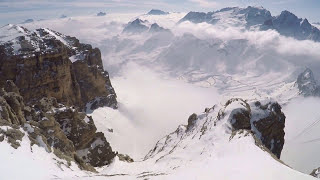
179,6,320,42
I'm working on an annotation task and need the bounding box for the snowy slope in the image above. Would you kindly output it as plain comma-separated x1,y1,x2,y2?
73,99,315,179
0,127,89,180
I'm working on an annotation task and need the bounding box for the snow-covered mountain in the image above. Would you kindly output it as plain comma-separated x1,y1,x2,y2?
179,6,271,27
147,9,169,15
78,98,314,179
262,11,320,42
179,6,320,42
122,18,150,33
122,18,171,34
1,5,320,180
296,68,320,96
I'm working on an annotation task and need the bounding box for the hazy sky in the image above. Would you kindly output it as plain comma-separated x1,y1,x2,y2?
0,0,319,25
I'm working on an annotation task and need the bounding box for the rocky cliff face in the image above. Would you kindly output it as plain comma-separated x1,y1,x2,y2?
226,99,285,158
262,10,320,42
0,24,117,110
0,25,118,170
0,81,116,170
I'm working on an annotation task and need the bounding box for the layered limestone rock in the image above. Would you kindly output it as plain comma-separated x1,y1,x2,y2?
0,84,116,170
0,25,117,110
0,25,119,170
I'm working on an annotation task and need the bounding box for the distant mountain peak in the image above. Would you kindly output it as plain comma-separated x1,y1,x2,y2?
122,18,150,33
301,18,312,29
296,68,319,96
179,6,320,42
122,19,171,34
147,9,169,15
179,6,271,26
97,12,106,16
276,10,300,23
149,23,170,33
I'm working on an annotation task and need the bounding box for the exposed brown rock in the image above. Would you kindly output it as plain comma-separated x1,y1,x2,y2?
252,101,285,159
0,26,117,111
118,154,134,163
0,82,116,170
0,127,25,149
0,26,119,170
77,132,116,167
226,98,285,159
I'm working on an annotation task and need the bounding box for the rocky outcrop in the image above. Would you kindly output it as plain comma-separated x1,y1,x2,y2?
146,98,286,161
250,101,285,158
186,113,198,131
0,84,116,170
311,167,320,178
117,154,134,163
226,98,251,130
0,24,117,111
227,99,285,158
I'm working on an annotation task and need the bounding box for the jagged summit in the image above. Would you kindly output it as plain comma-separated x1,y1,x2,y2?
296,68,320,96
122,18,149,33
123,19,171,34
178,11,214,24
263,10,320,41
147,9,169,15
148,23,170,33
179,6,320,42
179,6,271,26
